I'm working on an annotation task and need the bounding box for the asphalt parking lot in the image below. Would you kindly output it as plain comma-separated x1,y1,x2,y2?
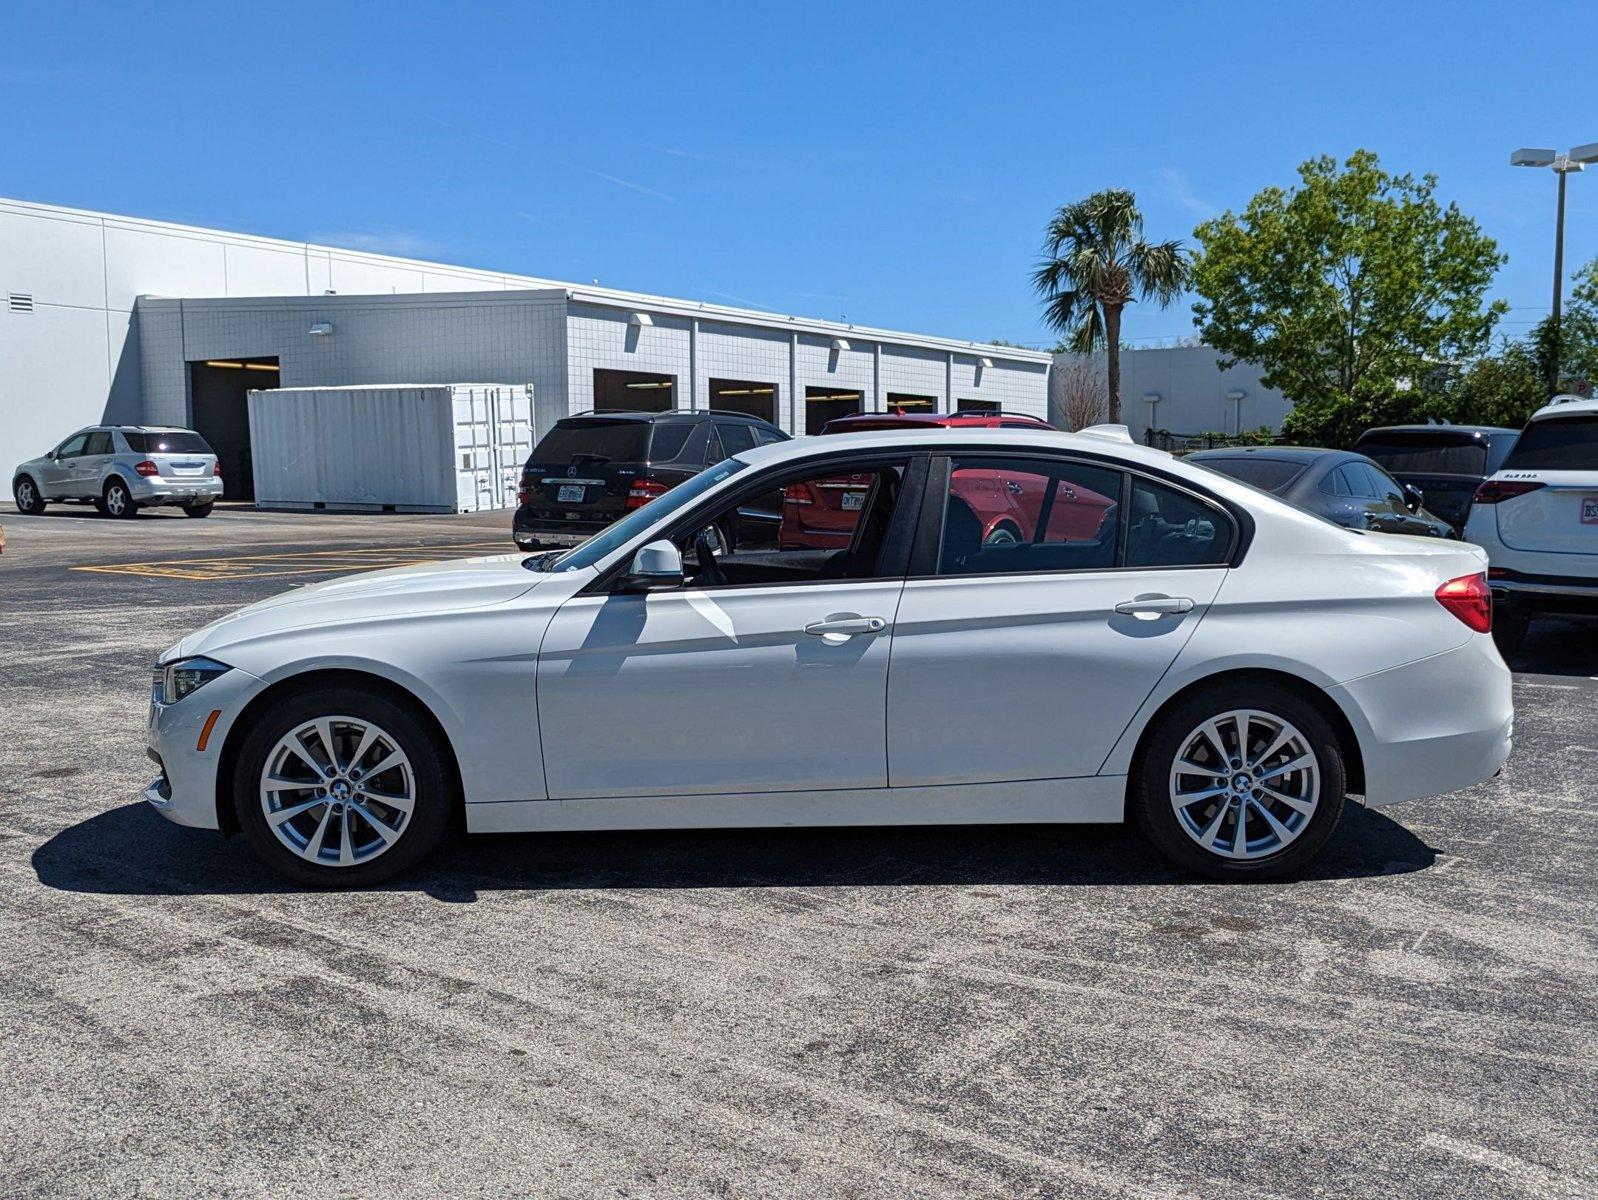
1,503,1594,1199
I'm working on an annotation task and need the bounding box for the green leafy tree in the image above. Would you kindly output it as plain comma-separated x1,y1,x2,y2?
1032,189,1191,424
1547,255,1598,393
1190,150,1506,446
1446,341,1547,429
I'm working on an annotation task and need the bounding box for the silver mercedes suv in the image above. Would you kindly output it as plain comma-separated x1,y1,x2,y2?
12,425,223,518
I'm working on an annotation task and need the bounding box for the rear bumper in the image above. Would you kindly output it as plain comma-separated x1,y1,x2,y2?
512,507,612,549
129,476,223,505
1329,635,1513,807
1489,569,1598,616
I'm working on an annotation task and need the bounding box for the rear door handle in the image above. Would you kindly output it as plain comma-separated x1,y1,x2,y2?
804,616,887,638
1114,595,1194,616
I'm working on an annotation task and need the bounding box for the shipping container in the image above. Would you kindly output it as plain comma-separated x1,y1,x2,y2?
246,384,535,513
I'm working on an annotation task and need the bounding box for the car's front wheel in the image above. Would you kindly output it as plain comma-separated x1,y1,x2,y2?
234,685,453,886
13,475,46,515
1129,682,1346,880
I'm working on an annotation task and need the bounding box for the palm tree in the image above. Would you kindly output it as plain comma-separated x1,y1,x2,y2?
1032,190,1192,425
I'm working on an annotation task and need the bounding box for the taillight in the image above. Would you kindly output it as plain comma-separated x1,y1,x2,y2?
1435,572,1491,633
516,472,534,505
1472,479,1544,505
134,460,160,477
783,482,817,506
213,462,222,477
626,478,669,509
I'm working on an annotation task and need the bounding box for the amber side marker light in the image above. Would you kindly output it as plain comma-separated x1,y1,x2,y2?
196,709,222,752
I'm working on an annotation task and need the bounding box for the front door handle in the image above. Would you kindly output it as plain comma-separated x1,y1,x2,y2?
804,615,887,638
1114,595,1194,616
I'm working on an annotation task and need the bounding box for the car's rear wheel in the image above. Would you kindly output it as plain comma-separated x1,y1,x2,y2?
1129,682,1346,880
983,521,1022,547
183,502,214,518
13,475,46,514
102,479,138,518
234,686,452,887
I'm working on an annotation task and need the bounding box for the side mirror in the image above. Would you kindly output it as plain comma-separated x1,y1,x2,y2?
1402,483,1424,513
618,539,683,592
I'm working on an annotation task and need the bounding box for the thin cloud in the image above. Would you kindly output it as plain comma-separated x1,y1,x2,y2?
651,145,734,164
583,169,676,203
309,229,454,258
1154,167,1218,220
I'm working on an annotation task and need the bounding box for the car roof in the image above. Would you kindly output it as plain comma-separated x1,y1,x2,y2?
559,409,776,425
732,426,1178,472
1356,424,1518,438
824,411,1049,427
1185,446,1349,465
1529,395,1598,421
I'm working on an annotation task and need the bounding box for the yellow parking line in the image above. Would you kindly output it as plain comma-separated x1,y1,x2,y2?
69,541,512,582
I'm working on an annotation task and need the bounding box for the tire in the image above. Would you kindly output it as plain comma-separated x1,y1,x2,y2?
983,521,1022,547
1492,608,1529,654
102,479,139,519
13,475,46,515
233,685,454,887
183,502,215,518
1128,681,1346,881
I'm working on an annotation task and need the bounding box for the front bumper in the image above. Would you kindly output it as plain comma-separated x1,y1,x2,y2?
129,476,224,505
1328,635,1513,807
143,665,266,830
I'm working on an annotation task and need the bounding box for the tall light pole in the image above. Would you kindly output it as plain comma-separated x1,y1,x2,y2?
1512,142,1598,387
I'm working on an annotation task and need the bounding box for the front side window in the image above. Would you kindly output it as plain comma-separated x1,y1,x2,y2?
715,422,757,456
55,433,88,459
676,459,910,587
938,457,1121,576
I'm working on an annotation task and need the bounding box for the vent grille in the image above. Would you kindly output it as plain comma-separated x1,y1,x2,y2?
7,293,33,313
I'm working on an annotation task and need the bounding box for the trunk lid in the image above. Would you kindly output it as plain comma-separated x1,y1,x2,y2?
1491,472,1598,559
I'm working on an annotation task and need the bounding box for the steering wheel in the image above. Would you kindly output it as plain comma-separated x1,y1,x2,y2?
691,526,726,587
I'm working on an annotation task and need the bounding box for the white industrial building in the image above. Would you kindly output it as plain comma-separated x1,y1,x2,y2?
1,197,1051,499
1053,347,1291,446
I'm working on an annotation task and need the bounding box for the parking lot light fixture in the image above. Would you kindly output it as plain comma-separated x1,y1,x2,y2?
1512,141,1597,386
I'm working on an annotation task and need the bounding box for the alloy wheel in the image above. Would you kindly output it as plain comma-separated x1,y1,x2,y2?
1167,708,1320,861
17,480,36,509
105,485,127,516
259,715,416,868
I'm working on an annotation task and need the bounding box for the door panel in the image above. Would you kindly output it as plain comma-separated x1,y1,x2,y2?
538,580,902,798
888,568,1225,786
42,434,86,497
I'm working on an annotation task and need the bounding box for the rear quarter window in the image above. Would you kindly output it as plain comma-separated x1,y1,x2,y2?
1500,415,1598,471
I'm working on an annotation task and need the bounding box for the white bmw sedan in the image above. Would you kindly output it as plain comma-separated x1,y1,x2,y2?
145,427,1513,886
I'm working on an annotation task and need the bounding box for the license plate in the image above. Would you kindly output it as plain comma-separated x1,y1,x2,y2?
841,491,866,511
557,484,587,503
1582,497,1598,525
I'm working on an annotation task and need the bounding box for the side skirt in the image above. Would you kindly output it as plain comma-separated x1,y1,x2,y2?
465,775,1126,834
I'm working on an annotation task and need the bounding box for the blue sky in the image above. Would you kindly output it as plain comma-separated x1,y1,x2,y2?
5,1,1594,349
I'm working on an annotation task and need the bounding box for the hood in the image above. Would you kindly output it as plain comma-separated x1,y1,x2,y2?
168,553,545,661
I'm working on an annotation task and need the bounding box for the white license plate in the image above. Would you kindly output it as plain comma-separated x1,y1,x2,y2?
841,491,866,511
1582,496,1598,525
557,484,587,503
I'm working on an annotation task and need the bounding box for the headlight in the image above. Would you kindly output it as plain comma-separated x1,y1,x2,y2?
156,656,231,705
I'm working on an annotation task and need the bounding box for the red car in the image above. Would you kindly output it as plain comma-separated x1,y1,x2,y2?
780,411,1114,549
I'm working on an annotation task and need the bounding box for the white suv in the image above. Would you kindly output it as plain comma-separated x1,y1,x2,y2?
1463,395,1598,649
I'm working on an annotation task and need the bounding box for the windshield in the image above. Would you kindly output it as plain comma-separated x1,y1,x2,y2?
1354,436,1486,475
540,458,748,573
530,419,650,464
1191,456,1305,494
123,431,212,454
1500,414,1598,471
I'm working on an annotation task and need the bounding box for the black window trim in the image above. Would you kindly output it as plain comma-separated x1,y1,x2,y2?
909,449,1245,582
583,450,931,596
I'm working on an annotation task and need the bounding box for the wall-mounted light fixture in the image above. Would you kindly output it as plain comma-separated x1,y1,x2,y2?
831,337,850,351
1227,388,1247,434
629,312,654,327
309,322,333,336
978,356,993,369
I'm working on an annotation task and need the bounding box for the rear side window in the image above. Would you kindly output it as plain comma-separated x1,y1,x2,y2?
1501,415,1598,471
937,457,1121,576
122,431,212,454
716,423,757,456
531,420,649,463
1193,456,1305,494
1125,478,1230,567
646,423,693,461
1354,437,1487,475
83,431,113,455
